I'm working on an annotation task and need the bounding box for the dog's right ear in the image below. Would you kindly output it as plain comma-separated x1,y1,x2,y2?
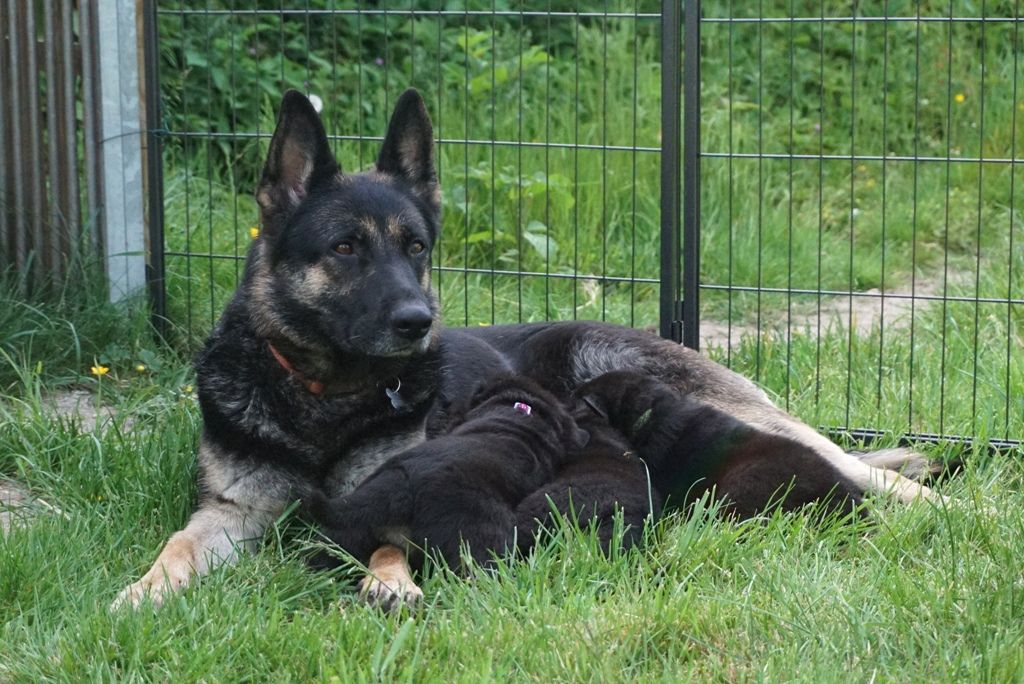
376,89,440,217
256,90,339,234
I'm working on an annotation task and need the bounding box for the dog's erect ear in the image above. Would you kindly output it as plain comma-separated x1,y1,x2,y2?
376,88,439,214
256,90,339,231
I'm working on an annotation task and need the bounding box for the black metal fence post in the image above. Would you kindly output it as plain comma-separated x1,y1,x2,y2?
142,0,167,340
681,0,700,350
659,0,682,342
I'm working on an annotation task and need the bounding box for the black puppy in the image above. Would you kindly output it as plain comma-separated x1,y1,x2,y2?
306,374,589,574
515,406,662,553
566,370,866,520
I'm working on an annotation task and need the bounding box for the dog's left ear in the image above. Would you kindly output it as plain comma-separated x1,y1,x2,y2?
376,88,440,217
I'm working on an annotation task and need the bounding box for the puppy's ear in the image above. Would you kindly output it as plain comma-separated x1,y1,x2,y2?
571,427,591,450
579,394,609,420
376,88,440,217
256,90,339,235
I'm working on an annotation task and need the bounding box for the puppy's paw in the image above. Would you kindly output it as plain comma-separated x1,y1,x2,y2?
358,573,423,612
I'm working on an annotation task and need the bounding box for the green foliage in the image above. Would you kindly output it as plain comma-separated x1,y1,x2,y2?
0,262,160,391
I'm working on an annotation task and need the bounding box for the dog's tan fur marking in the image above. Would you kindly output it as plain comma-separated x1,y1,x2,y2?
385,214,406,241
299,263,345,301
255,189,273,212
358,544,423,611
357,216,379,245
111,532,197,609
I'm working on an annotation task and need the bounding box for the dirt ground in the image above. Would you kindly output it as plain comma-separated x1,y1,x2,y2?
699,276,943,350
1,390,110,535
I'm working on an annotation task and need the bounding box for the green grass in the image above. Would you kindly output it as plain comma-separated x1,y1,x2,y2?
0,264,164,392
1,267,1022,680
704,243,1024,438
2,357,1022,680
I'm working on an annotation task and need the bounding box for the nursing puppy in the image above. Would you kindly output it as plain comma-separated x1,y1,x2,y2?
305,374,589,582
573,370,867,519
515,406,662,554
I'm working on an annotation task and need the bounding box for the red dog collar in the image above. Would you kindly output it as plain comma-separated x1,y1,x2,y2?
267,342,324,395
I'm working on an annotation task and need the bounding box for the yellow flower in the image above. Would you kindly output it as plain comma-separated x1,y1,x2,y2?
249,226,260,239
135,364,147,373
183,384,194,394
954,92,966,104
856,164,867,174
90,364,109,377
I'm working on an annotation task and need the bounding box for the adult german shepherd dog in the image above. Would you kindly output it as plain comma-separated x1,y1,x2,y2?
113,89,940,609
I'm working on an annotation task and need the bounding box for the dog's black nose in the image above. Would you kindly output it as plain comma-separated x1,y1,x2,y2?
390,303,433,340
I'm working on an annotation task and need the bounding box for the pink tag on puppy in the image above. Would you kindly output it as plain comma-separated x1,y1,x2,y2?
513,402,532,415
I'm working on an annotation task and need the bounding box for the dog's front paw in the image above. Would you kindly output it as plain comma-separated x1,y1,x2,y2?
358,573,423,612
110,536,197,610
111,566,190,610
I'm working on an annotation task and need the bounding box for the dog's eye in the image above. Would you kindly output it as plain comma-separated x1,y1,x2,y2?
409,240,427,255
334,242,354,256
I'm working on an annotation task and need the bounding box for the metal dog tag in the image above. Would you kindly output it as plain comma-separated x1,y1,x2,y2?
386,379,412,414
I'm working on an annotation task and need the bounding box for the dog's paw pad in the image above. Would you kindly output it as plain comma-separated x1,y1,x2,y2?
358,574,423,612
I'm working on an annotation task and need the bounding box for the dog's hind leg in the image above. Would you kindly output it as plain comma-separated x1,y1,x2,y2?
742,410,943,505
854,448,942,481
579,333,941,506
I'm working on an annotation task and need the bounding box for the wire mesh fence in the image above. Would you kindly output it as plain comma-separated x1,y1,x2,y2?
148,1,1022,447
695,2,1022,446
